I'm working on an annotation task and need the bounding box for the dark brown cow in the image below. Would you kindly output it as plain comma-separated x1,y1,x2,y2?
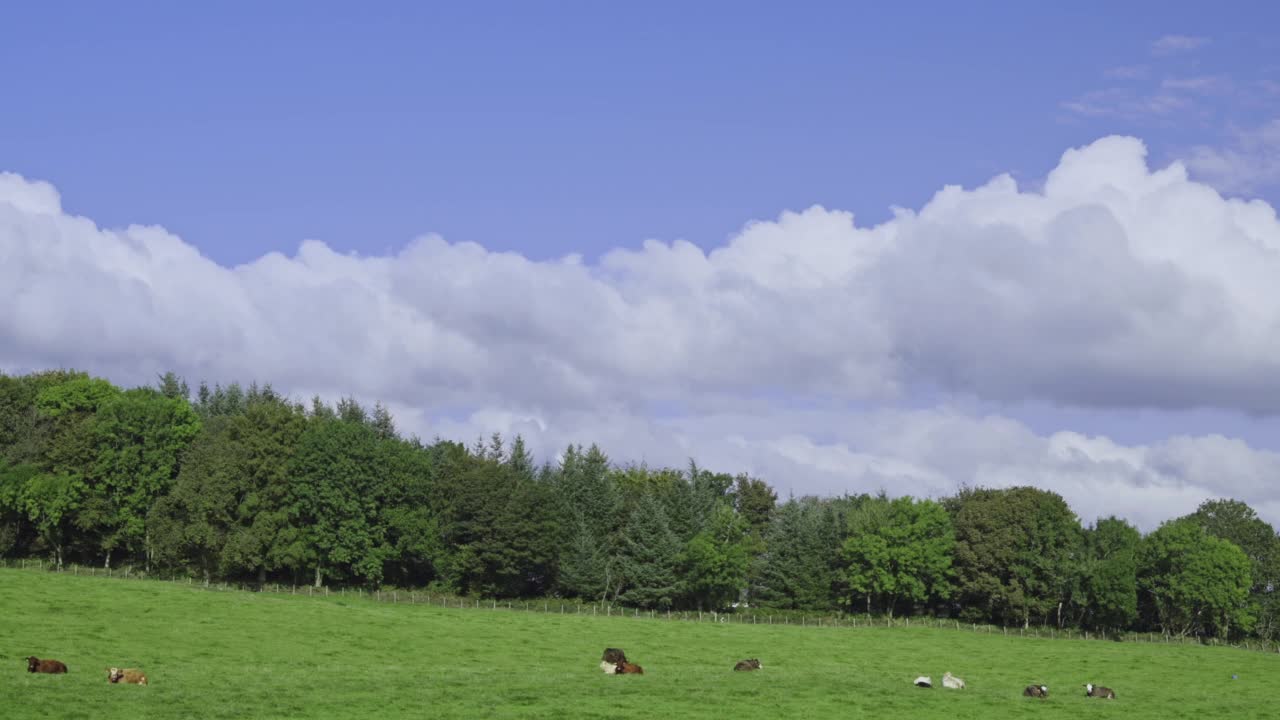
1084,683,1116,699
26,656,68,674
733,658,762,671
600,648,628,673
615,661,644,674
1023,684,1049,698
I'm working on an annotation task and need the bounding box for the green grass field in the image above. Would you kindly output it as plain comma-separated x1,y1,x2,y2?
2,569,1276,719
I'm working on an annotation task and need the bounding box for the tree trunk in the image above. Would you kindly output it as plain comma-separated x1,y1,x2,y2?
104,549,112,569
55,544,63,570
1056,601,1063,628
314,562,323,588
258,566,267,586
866,593,872,615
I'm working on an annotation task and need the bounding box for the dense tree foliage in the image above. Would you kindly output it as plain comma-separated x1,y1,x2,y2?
1137,518,1254,638
843,495,954,618
1076,516,1140,631
1,368,1276,640
947,487,1083,628
1184,499,1280,640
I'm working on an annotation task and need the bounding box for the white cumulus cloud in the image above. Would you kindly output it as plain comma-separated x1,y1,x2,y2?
4,135,1280,528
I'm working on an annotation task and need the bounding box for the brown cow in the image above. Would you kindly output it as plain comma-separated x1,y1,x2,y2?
26,656,67,674
1023,684,1049,698
1084,683,1116,699
107,667,149,685
733,658,762,671
615,661,644,674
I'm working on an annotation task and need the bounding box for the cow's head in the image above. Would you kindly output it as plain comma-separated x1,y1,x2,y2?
26,657,39,672
108,667,124,683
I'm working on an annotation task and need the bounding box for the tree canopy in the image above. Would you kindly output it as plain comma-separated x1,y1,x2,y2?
0,367,1275,641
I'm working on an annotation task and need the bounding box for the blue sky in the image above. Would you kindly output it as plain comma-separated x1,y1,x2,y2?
4,2,1280,527
4,1,1277,265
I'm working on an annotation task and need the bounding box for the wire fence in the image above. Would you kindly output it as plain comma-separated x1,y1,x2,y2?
4,557,1278,655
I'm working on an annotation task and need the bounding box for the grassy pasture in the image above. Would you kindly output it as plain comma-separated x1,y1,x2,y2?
1,569,1275,719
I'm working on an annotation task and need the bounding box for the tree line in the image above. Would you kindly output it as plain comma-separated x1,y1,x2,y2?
1,369,1277,641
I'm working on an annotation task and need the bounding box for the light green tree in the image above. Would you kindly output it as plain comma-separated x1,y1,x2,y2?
843,495,954,617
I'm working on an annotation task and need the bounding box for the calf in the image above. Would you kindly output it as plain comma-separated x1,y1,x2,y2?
1084,683,1116,699
914,676,932,688
615,661,644,674
1023,684,1049,698
107,667,149,685
26,656,67,674
733,658,762,671
942,671,966,689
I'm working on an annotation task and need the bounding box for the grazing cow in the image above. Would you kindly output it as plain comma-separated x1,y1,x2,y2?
615,661,644,674
733,658,763,671
1084,683,1116,699
26,656,67,674
942,671,966,689
1023,684,1049,698
601,648,627,674
914,676,932,688
107,667,149,685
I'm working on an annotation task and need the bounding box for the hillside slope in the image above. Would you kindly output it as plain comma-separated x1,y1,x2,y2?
1,570,1275,719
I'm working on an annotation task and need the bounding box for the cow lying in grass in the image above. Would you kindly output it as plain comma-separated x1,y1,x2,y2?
733,658,762,671
26,656,67,674
1084,683,1116,699
942,671,966,689
107,667,149,685
1024,684,1049,698
615,661,644,674
914,676,932,688
600,648,627,674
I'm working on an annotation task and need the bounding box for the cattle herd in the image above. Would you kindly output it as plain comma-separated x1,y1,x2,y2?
25,647,1119,701
24,656,148,686
603,648,1118,701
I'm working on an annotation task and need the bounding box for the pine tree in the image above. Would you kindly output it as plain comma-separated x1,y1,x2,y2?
617,494,682,608
371,402,397,440
557,519,609,599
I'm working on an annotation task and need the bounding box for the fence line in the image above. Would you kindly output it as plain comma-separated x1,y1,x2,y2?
3,558,1277,655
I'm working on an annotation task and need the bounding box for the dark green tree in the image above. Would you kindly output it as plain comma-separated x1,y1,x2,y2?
731,474,778,536
617,494,682,608
1078,516,1140,630
289,416,387,587
946,486,1084,627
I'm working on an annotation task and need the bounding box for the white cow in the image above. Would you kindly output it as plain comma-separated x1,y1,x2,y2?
942,671,966,689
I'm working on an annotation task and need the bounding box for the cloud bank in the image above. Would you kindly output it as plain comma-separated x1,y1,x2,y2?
3,136,1280,528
